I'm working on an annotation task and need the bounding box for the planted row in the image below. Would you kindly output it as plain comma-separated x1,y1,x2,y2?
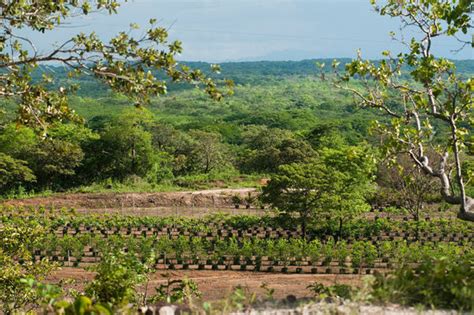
2,208,472,239
31,234,472,269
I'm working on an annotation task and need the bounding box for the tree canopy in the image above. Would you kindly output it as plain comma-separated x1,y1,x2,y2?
338,0,474,221
0,0,231,131
262,142,376,239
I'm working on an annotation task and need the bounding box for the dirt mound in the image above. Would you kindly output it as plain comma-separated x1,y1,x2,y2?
2,188,258,210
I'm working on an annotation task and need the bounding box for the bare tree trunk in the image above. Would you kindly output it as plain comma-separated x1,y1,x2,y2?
449,117,474,221
458,198,474,221
409,150,474,222
436,173,474,221
435,171,474,221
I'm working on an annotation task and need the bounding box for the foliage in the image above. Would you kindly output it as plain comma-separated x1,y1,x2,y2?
187,130,231,174
55,296,112,315
0,0,230,131
149,275,201,305
371,254,474,311
307,282,353,300
340,0,474,220
262,143,375,238
376,154,441,226
238,125,315,173
29,138,84,189
0,153,35,193
85,251,151,306
0,220,56,314
81,108,167,183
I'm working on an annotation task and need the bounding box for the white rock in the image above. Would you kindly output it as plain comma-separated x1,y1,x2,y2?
159,305,177,315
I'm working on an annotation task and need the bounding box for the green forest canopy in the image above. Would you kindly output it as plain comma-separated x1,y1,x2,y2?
0,59,472,194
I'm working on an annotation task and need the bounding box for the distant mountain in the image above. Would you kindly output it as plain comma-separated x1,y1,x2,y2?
32,58,474,97
233,50,326,62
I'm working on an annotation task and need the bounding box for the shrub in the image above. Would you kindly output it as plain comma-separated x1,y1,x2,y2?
307,282,353,299
85,251,149,306
371,254,474,311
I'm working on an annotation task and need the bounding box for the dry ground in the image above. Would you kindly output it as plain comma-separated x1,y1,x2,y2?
48,268,365,301
1,189,267,217
2,189,456,218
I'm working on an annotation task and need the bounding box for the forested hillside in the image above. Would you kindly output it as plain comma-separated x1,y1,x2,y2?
0,59,472,196
1,0,474,313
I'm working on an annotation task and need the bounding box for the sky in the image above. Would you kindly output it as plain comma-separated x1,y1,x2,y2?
29,0,473,62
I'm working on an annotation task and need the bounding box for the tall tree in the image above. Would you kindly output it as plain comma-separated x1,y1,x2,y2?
239,126,315,173
337,0,474,221
262,144,375,239
82,109,157,181
188,130,230,174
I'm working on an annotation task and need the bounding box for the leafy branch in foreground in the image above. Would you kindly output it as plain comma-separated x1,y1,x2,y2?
0,0,233,131
332,0,474,221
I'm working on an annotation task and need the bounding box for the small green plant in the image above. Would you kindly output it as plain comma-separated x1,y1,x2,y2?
244,192,255,208
55,295,112,315
231,195,242,208
148,274,201,305
260,282,275,301
371,254,474,311
226,286,257,312
307,282,353,300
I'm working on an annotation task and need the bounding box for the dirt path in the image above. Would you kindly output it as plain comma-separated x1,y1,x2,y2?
48,268,364,301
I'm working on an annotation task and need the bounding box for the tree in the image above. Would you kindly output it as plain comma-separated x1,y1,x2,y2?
338,0,474,221
0,124,38,159
82,109,159,182
188,130,230,174
0,1,231,132
239,126,315,173
377,154,441,223
262,144,375,239
0,123,94,190
29,138,84,189
320,146,376,240
261,161,328,240
150,123,194,176
85,251,150,307
0,153,35,193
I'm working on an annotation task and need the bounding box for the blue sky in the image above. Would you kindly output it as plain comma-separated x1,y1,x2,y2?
31,0,472,62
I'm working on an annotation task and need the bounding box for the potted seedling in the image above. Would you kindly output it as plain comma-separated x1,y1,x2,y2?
231,195,242,209
244,192,255,209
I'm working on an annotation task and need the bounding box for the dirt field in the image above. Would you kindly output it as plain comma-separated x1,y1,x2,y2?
48,268,365,301
1,189,268,217
2,188,456,218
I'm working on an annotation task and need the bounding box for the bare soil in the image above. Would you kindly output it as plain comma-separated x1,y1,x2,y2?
2,189,456,218
1,189,264,217
48,268,364,301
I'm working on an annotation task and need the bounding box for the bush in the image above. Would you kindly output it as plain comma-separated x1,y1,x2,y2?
371,254,474,311
85,251,151,306
0,153,35,194
307,282,353,299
